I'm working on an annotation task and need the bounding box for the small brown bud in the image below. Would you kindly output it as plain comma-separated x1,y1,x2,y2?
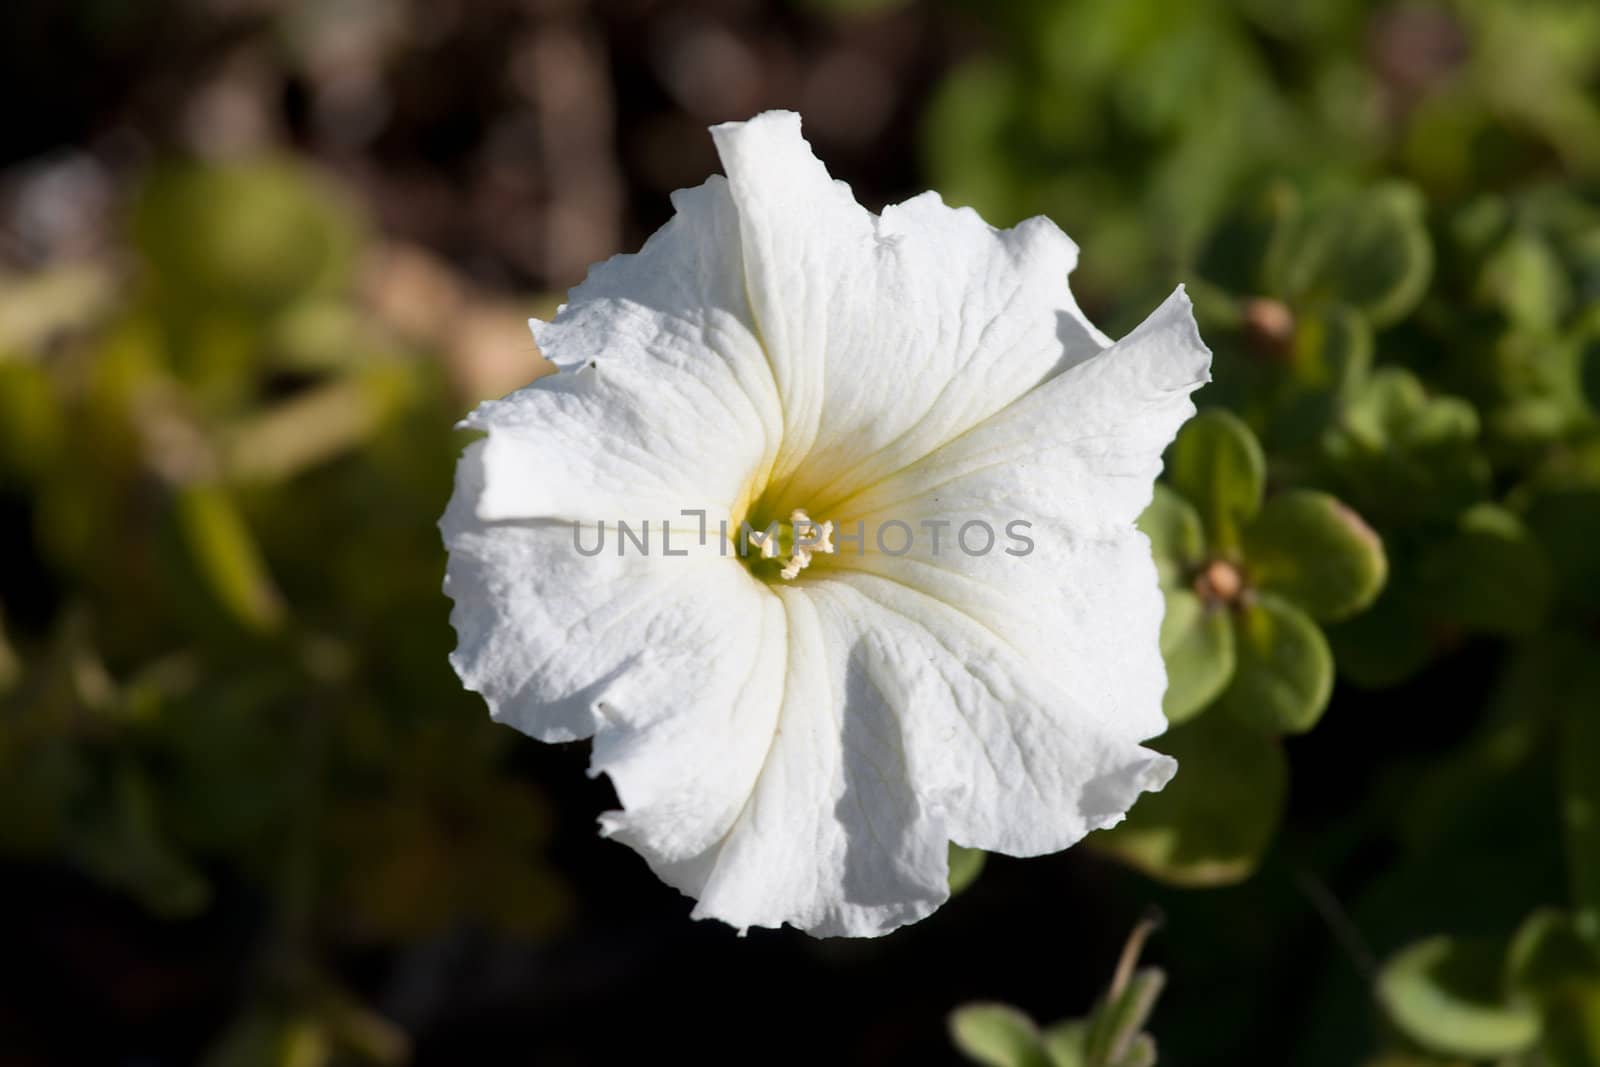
1194,559,1245,606
1242,297,1295,359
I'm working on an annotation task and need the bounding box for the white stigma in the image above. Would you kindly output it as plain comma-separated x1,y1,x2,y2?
747,528,781,559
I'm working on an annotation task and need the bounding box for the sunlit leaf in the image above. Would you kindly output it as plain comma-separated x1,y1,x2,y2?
1244,490,1386,622
1167,408,1265,552
1158,589,1235,724
950,1003,1050,1067
1377,936,1541,1059
1218,593,1333,735
1139,483,1206,586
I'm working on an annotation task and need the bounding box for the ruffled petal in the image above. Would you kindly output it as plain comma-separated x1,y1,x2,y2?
800,574,1177,858
664,585,951,937
464,177,782,526
823,287,1211,778
442,441,777,746
446,445,948,937
710,111,1108,512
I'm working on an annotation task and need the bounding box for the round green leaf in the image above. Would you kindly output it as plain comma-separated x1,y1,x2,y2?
1243,490,1387,622
1039,1021,1089,1067
1269,182,1433,328
1218,594,1333,735
1158,589,1236,724
1167,409,1265,552
1377,936,1542,1058
949,1004,1050,1067
1090,716,1287,887
1138,483,1206,587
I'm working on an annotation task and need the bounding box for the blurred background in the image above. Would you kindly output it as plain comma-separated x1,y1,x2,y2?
2,0,1599,1064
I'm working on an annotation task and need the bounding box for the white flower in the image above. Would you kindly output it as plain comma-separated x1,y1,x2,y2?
441,111,1211,937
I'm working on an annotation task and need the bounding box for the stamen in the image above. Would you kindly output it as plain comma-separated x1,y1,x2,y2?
779,509,836,580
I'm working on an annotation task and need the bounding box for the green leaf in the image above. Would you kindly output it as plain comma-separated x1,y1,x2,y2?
1090,715,1287,886
1167,409,1265,552
1040,1021,1089,1067
1477,228,1573,332
1507,911,1600,1067
950,1004,1050,1067
948,843,988,895
1138,483,1206,587
1158,589,1235,724
1508,910,1600,998
174,484,287,634
1218,594,1333,735
1377,936,1542,1058
1269,182,1434,328
1420,504,1552,636
1085,968,1165,1067
1243,490,1387,622
1322,367,1490,529
1110,1034,1156,1067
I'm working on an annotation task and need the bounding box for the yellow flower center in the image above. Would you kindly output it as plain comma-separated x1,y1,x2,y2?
742,508,837,582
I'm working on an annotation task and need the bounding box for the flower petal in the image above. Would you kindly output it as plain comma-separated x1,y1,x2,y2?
798,575,1178,860
826,287,1211,762
609,562,1178,937
447,444,948,937
710,111,1109,511
669,586,951,937
442,440,776,747
465,177,782,525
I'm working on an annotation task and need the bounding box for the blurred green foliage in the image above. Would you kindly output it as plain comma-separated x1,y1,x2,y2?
0,158,565,1062
930,0,1600,1063
952,919,1167,1067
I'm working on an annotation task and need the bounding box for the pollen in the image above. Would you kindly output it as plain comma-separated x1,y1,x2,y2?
779,509,835,580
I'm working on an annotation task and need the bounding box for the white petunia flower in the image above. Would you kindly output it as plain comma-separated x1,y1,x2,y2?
441,111,1211,937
